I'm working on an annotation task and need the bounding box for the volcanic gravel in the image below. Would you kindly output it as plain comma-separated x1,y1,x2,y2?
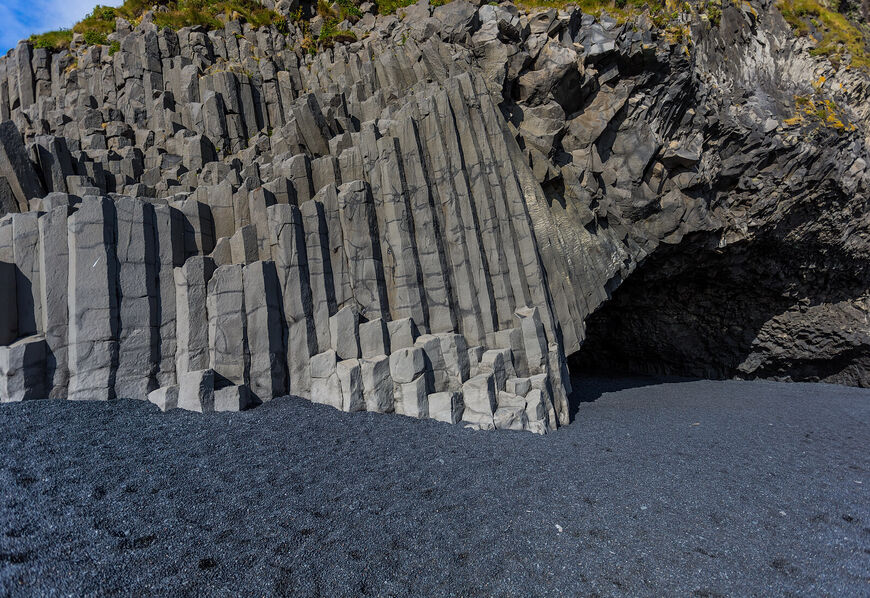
0,377,868,597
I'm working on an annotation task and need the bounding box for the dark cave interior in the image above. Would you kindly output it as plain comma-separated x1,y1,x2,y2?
567,231,869,387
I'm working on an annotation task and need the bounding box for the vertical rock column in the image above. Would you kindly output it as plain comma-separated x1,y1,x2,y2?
448,79,522,330
114,197,160,399
315,184,354,311
175,256,215,376
12,212,41,337
267,204,315,398
0,216,17,345
300,199,335,353
0,337,46,402
38,205,70,398
207,264,249,388
417,92,488,346
391,114,456,333
374,136,427,329
336,180,389,321
154,204,184,387
243,260,286,402
67,197,119,401
0,118,44,212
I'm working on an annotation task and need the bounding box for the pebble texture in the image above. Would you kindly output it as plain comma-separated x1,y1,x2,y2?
0,377,867,596
0,0,868,425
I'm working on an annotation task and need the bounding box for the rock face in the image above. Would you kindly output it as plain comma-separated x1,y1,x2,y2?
0,0,867,429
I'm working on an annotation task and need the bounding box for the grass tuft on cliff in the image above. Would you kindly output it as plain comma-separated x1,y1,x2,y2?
785,92,857,132
30,0,288,52
777,0,869,69
30,29,74,51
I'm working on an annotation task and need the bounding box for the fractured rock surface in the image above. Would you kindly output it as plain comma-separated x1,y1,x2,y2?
0,0,867,431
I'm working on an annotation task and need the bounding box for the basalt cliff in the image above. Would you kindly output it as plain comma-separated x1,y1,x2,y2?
0,0,867,432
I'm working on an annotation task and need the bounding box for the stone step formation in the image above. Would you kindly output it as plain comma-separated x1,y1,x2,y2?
0,18,577,432
0,0,868,427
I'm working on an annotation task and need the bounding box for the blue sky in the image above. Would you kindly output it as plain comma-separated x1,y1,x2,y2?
1,0,117,55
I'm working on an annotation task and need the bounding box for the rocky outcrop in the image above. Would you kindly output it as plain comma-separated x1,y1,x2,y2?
0,0,867,430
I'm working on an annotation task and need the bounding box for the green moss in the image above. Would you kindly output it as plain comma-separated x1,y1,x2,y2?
62,0,289,51
109,41,121,55
514,0,672,25
704,0,722,26
29,29,74,51
777,0,869,69
311,0,360,48
787,93,857,132
337,0,363,20
73,5,120,40
274,16,290,34
376,0,416,16
82,31,109,46
318,18,357,47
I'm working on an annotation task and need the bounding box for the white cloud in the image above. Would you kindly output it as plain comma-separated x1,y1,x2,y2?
1,0,120,54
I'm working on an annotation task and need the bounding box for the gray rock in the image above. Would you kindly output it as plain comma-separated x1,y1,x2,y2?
361,355,393,413
114,197,159,400
428,391,464,424
395,375,428,418
0,119,44,212
310,349,342,410
359,318,390,359
389,347,425,384
177,368,215,412
175,256,216,375
432,0,479,44
243,260,286,402
211,236,233,266
12,212,41,337
478,349,511,392
336,180,388,320
0,2,861,427
0,259,16,345
207,264,249,387
337,358,365,412
148,385,179,412
414,333,447,392
461,373,496,418
387,317,419,351
0,336,45,402
514,306,548,375
506,377,531,397
267,203,314,398
67,197,119,402
214,384,253,411
437,333,470,389
153,204,185,387
493,404,527,431
329,305,360,360
230,224,260,264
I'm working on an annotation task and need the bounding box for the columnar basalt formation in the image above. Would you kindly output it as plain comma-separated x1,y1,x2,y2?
0,0,867,431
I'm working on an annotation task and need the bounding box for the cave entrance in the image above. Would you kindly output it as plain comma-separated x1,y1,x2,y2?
565,236,796,397
566,225,870,401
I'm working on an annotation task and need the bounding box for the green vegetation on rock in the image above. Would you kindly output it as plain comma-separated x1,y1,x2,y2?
514,0,671,23
29,0,288,53
314,0,359,48
777,0,869,69
29,29,74,51
784,91,857,132
375,0,417,15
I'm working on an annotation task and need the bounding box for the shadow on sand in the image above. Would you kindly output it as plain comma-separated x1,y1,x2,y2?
567,374,703,420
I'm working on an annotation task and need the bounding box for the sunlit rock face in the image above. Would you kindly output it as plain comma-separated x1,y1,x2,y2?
0,0,866,431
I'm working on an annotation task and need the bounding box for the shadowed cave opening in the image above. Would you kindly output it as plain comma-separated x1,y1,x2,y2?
566,231,870,395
